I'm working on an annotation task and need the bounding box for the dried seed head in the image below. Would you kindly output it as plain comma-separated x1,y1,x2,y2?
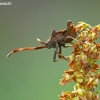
59,21,100,100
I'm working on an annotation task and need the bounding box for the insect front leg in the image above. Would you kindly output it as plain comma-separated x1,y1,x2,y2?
53,43,59,62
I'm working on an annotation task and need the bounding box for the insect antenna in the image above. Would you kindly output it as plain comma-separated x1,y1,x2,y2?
6,45,46,58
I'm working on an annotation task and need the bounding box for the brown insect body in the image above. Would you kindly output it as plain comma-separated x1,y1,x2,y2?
6,20,77,62
45,21,77,48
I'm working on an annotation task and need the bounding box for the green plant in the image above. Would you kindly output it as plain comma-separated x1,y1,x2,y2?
59,22,100,100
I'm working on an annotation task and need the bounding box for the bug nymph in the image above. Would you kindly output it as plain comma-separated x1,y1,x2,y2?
6,20,77,62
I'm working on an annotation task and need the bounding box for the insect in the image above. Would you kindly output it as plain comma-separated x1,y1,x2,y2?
6,20,77,62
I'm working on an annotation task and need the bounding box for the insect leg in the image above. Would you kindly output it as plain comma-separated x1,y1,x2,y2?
65,36,91,45
53,43,59,62
58,46,62,59
65,36,79,42
63,44,72,48
56,51,68,61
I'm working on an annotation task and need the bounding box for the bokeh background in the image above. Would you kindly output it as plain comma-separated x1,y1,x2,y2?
1,0,100,100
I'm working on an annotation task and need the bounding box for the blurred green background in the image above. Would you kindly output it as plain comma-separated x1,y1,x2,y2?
1,0,100,100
